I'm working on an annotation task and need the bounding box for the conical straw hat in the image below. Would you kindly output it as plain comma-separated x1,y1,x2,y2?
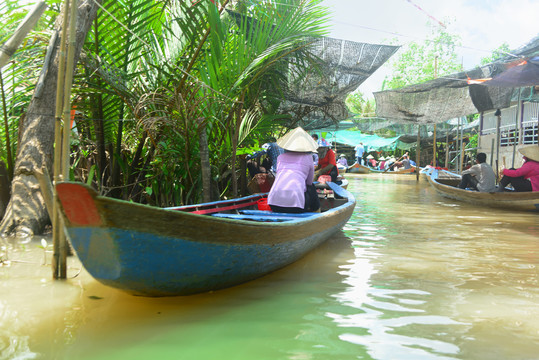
277,127,318,152
519,145,539,162
366,154,374,159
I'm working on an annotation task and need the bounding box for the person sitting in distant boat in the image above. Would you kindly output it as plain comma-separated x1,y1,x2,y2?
401,154,412,169
497,145,539,192
366,154,376,168
315,138,339,183
311,134,319,167
337,154,348,167
268,127,320,213
385,157,396,171
458,152,496,192
378,156,386,170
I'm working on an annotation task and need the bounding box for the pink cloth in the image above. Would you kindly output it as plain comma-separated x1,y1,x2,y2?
503,160,539,191
268,152,314,209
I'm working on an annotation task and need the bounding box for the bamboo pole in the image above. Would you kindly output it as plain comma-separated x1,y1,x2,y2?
495,109,501,180
511,90,522,168
416,125,420,181
432,124,437,166
444,132,449,168
52,0,71,280
58,0,78,279
0,2,47,68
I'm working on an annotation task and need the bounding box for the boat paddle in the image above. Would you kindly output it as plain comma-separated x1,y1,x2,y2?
383,155,405,173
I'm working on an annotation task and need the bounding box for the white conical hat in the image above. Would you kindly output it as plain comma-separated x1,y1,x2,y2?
519,145,539,162
277,127,318,152
366,154,374,159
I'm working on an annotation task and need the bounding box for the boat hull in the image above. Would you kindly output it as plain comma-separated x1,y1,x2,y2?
347,162,370,174
56,183,355,296
427,169,539,212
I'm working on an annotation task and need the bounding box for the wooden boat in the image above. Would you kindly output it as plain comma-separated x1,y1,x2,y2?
55,182,356,297
347,162,370,174
427,169,539,212
370,166,417,174
337,164,347,174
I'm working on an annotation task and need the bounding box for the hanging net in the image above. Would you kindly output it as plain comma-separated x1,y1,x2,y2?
280,38,399,130
374,35,539,124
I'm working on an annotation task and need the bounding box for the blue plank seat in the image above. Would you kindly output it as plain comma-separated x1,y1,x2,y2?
211,210,319,222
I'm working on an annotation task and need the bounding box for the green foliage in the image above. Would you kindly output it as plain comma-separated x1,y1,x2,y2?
383,24,462,90
480,43,511,65
0,0,61,175
345,90,375,117
2,0,330,206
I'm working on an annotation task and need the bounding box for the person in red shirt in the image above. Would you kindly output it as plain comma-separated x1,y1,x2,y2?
314,138,338,182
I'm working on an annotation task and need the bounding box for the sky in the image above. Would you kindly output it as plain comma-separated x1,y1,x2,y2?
321,0,539,98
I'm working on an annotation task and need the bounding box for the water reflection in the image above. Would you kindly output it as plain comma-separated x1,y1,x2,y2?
1,174,538,359
328,174,539,360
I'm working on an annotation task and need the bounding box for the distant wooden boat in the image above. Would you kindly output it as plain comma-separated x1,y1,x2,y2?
337,164,347,174
347,162,370,174
370,166,417,174
427,169,539,212
55,182,356,297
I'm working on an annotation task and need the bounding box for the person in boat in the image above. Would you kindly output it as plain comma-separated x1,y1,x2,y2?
354,142,365,165
314,138,339,183
401,154,412,169
311,134,319,167
366,154,376,168
497,145,539,192
246,137,284,175
268,127,320,213
337,154,348,167
378,156,386,170
458,152,496,192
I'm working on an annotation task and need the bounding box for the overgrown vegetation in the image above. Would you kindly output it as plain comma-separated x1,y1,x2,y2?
1,0,329,209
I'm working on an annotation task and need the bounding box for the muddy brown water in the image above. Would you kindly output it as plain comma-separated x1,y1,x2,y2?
1,174,538,359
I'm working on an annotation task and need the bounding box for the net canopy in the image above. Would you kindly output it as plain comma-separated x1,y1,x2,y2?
280,38,399,130
374,35,539,124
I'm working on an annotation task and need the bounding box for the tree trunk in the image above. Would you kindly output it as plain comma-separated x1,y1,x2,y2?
0,0,100,237
0,161,9,220
198,118,211,203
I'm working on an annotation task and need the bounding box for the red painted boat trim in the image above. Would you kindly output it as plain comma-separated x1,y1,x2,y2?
56,183,102,226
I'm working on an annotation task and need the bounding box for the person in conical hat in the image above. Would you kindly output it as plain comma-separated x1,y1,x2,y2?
315,138,339,183
268,127,320,213
497,145,539,192
337,154,348,167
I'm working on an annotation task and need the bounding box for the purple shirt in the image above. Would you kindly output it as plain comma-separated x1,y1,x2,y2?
503,159,539,191
268,152,314,209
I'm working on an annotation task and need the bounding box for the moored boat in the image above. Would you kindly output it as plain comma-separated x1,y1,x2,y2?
347,162,370,174
55,181,356,296
427,169,539,212
370,166,417,174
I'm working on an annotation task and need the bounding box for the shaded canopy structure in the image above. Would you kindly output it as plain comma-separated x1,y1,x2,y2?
281,38,399,130
374,35,539,124
324,130,401,151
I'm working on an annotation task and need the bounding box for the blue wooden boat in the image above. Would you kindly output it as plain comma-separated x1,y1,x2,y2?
55,182,355,296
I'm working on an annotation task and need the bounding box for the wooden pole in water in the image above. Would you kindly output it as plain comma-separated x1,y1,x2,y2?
445,132,449,168
416,125,420,181
495,109,501,180
58,0,78,278
433,124,437,166
511,89,522,168
52,0,71,280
